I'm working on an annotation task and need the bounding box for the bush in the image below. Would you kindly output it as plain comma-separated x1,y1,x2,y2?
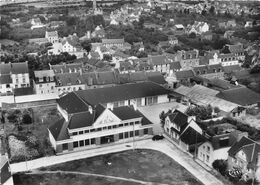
212,159,227,176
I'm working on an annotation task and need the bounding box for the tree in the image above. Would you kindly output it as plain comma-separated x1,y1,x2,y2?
81,40,92,53
212,159,227,175
186,105,213,120
209,6,215,15
22,114,32,124
189,32,196,38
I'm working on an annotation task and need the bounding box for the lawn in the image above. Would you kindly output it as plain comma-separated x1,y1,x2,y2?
13,149,203,185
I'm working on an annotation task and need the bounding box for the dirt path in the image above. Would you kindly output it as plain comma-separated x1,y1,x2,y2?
27,170,181,185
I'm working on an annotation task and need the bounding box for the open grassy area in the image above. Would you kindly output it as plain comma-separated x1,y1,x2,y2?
13,149,203,185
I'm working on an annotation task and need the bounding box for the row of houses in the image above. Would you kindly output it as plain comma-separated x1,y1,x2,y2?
163,108,260,181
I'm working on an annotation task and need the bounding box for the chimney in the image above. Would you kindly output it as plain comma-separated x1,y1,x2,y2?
89,105,93,114
107,103,114,111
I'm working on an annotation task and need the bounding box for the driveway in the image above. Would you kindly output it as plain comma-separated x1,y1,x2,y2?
138,102,188,134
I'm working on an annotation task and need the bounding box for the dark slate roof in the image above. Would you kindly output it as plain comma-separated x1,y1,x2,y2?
208,78,241,90
51,105,152,136
193,64,223,75
0,156,11,185
11,62,29,74
175,70,194,80
226,44,244,53
0,75,12,84
14,87,33,96
48,118,70,141
57,92,88,114
228,136,260,168
170,62,181,70
75,82,170,106
168,109,188,133
0,63,11,74
148,55,171,66
147,75,166,85
216,87,260,106
180,126,206,145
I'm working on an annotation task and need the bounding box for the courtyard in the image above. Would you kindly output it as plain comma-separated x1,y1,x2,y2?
13,149,203,185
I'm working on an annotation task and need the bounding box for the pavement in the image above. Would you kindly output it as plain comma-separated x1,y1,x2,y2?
138,102,188,134
10,139,223,185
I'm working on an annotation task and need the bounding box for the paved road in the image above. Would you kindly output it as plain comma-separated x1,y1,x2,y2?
11,139,223,185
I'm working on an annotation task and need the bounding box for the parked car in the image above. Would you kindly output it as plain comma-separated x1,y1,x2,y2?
152,135,164,141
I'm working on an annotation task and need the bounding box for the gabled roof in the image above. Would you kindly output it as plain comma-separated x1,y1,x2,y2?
168,109,188,132
48,118,70,141
228,136,260,167
0,62,28,74
74,81,170,107
46,31,58,38
34,70,55,78
14,87,34,96
225,44,244,54
216,87,260,106
49,105,152,140
170,62,181,70
180,126,206,145
175,70,194,80
148,55,171,66
102,38,125,44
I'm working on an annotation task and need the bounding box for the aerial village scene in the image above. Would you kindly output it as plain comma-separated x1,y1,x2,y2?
0,0,260,184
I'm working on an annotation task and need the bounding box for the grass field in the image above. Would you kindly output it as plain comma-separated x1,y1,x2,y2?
13,149,203,185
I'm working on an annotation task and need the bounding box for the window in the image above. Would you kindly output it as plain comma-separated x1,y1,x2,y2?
73,141,78,148
79,131,83,135
90,129,95,132
108,126,112,130
103,127,107,130
91,138,95,145
97,128,102,131
119,133,124,139
135,121,139,125
6,84,10,88
79,140,84,147
144,128,148,135
72,132,77,136
130,122,134,126
85,139,89,145
125,132,129,138
207,146,210,152
113,125,117,128
62,143,68,150
119,124,123,127
39,84,42,87
124,123,129,126
206,155,209,162
130,131,133,137
85,130,89,133
135,130,139,136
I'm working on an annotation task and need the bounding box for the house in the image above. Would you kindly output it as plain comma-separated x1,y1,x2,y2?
148,55,171,74
48,104,153,154
201,31,213,41
33,70,56,94
224,31,235,39
168,35,178,45
45,31,59,44
219,53,240,66
186,21,209,35
164,109,205,153
197,125,247,168
223,44,245,61
102,39,125,49
133,42,145,51
61,34,82,53
0,139,14,185
193,64,224,79
229,106,246,118
244,21,253,28
175,70,195,83
57,81,170,112
172,24,185,35
227,136,260,181
49,63,84,74
177,50,200,70
31,18,45,30
0,62,30,95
